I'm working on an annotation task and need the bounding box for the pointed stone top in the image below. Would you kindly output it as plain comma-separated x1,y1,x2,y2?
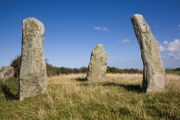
131,14,145,25
23,17,43,25
23,17,44,34
93,44,104,52
23,17,38,20
132,14,143,18
96,44,103,47
131,14,150,33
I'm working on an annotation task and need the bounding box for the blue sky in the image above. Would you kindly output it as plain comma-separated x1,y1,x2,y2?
0,0,180,69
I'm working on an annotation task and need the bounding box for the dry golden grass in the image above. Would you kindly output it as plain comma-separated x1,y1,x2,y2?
48,73,142,84
0,73,180,120
48,73,180,93
48,73,86,85
166,74,180,90
45,73,180,119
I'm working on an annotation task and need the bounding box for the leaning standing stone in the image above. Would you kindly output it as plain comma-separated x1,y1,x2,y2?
86,44,108,81
19,17,47,100
131,14,167,93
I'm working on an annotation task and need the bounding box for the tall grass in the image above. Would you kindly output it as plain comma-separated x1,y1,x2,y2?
0,73,180,120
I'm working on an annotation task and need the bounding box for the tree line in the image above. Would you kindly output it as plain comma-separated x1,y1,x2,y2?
10,55,143,77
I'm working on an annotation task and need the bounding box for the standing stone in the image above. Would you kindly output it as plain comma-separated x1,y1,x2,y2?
86,44,108,81
131,14,167,93
19,17,47,101
0,66,14,82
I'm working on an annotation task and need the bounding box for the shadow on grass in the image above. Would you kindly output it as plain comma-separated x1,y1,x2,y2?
75,77,90,86
103,82,143,93
0,84,19,100
78,83,91,86
75,77,88,82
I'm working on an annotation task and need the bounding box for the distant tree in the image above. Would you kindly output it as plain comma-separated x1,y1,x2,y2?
107,66,122,73
79,67,88,73
46,63,58,76
10,55,21,77
10,55,59,77
10,55,142,78
107,66,142,74
174,68,180,71
73,68,79,74
59,67,70,74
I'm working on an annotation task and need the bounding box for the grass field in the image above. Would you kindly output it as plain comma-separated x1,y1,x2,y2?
0,73,180,120
166,70,180,75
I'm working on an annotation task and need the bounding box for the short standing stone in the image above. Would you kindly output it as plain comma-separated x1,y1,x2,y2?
131,14,167,92
19,17,47,100
86,44,108,81
0,66,14,82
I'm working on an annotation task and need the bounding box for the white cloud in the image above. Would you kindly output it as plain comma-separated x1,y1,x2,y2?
103,27,108,31
164,40,168,44
94,27,101,31
155,36,159,38
167,53,179,59
155,25,159,27
123,39,130,42
166,39,180,52
158,39,180,59
161,39,180,52
118,39,130,43
159,44,166,51
94,26,109,31
172,26,180,30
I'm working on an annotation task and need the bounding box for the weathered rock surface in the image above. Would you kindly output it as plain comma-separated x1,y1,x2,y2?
19,17,47,101
131,14,167,92
86,44,108,81
0,66,14,82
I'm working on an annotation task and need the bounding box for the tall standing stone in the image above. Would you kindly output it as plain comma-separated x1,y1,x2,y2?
19,17,47,100
86,44,108,81
131,14,167,93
